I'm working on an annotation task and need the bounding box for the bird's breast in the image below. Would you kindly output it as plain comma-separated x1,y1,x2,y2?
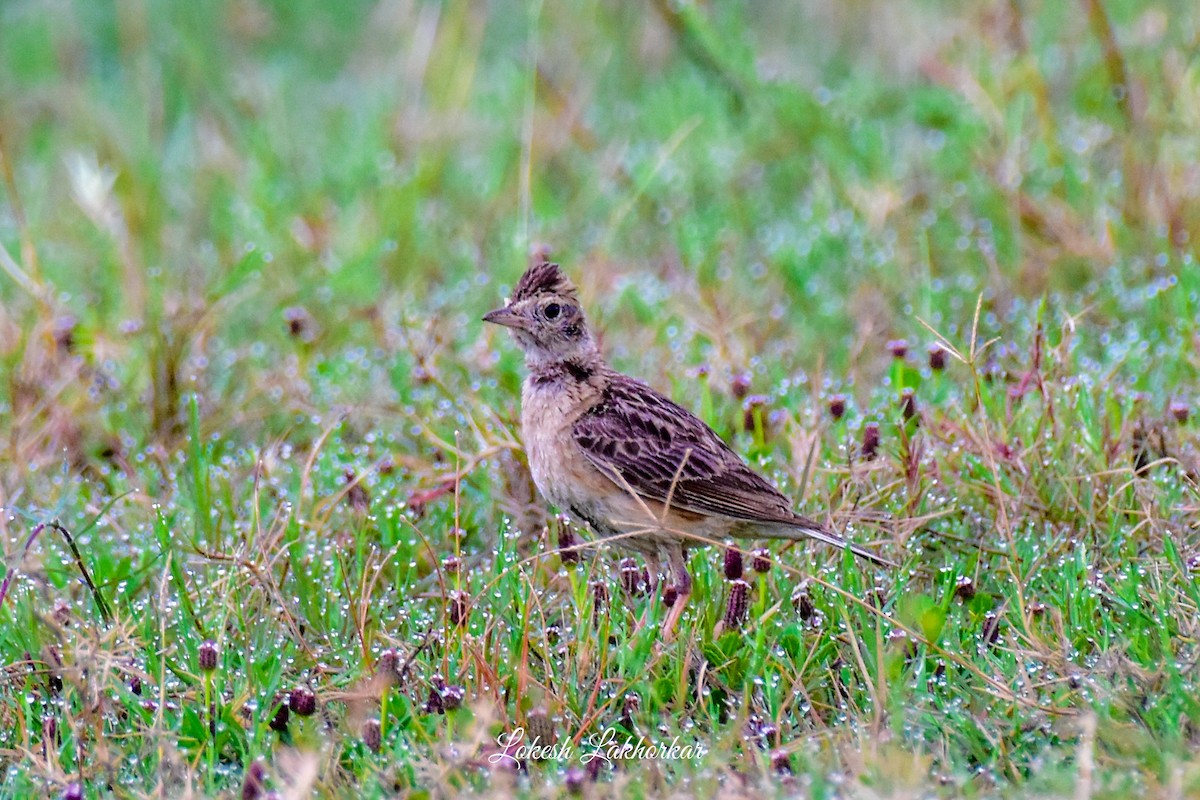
521,376,603,514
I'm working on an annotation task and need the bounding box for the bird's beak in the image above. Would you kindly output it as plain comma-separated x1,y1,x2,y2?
482,306,529,331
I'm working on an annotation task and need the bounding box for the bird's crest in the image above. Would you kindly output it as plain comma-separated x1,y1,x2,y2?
510,261,578,303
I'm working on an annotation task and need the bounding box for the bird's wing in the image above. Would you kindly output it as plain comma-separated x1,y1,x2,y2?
571,374,813,527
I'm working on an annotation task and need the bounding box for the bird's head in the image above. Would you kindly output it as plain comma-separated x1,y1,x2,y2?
483,261,596,365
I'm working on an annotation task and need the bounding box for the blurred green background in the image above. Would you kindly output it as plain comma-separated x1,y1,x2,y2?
3,0,1195,423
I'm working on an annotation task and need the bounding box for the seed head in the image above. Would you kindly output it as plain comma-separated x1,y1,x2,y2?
662,586,679,607
723,548,743,580
861,422,880,461
198,639,219,673
362,718,382,753
770,748,793,775
954,576,975,602
377,648,401,686
743,394,770,431
793,587,815,621
268,692,290,732
724,579,751,628
900,388,918,422
751,548,771,574
887,339,909,359
440,683,465,711
525,709,555,755
289,686,317,717
447,590,471,627
62,784,83,800
565,767,589,794
242,760,267,800
343,469,370,513
828,394,847,420
425,675,464,714
1170,402,1190,424
282,306,313,340
928,344,947,371
730,372,752,400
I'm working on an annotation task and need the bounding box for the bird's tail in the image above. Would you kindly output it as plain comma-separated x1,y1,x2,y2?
756,519,893,567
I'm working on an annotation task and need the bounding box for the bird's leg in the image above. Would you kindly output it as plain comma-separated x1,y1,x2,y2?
660,545,691,641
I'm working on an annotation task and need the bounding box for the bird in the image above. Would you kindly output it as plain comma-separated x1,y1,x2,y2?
483,260,887,638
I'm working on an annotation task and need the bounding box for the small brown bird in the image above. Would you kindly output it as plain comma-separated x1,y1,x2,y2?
484,261,886,638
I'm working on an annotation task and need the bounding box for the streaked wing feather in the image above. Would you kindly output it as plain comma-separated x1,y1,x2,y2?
572,375,803,525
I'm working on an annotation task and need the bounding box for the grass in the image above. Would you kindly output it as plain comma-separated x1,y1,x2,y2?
1,0,1199,796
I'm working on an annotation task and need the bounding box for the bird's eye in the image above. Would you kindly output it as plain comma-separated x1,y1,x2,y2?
544,303,561,319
